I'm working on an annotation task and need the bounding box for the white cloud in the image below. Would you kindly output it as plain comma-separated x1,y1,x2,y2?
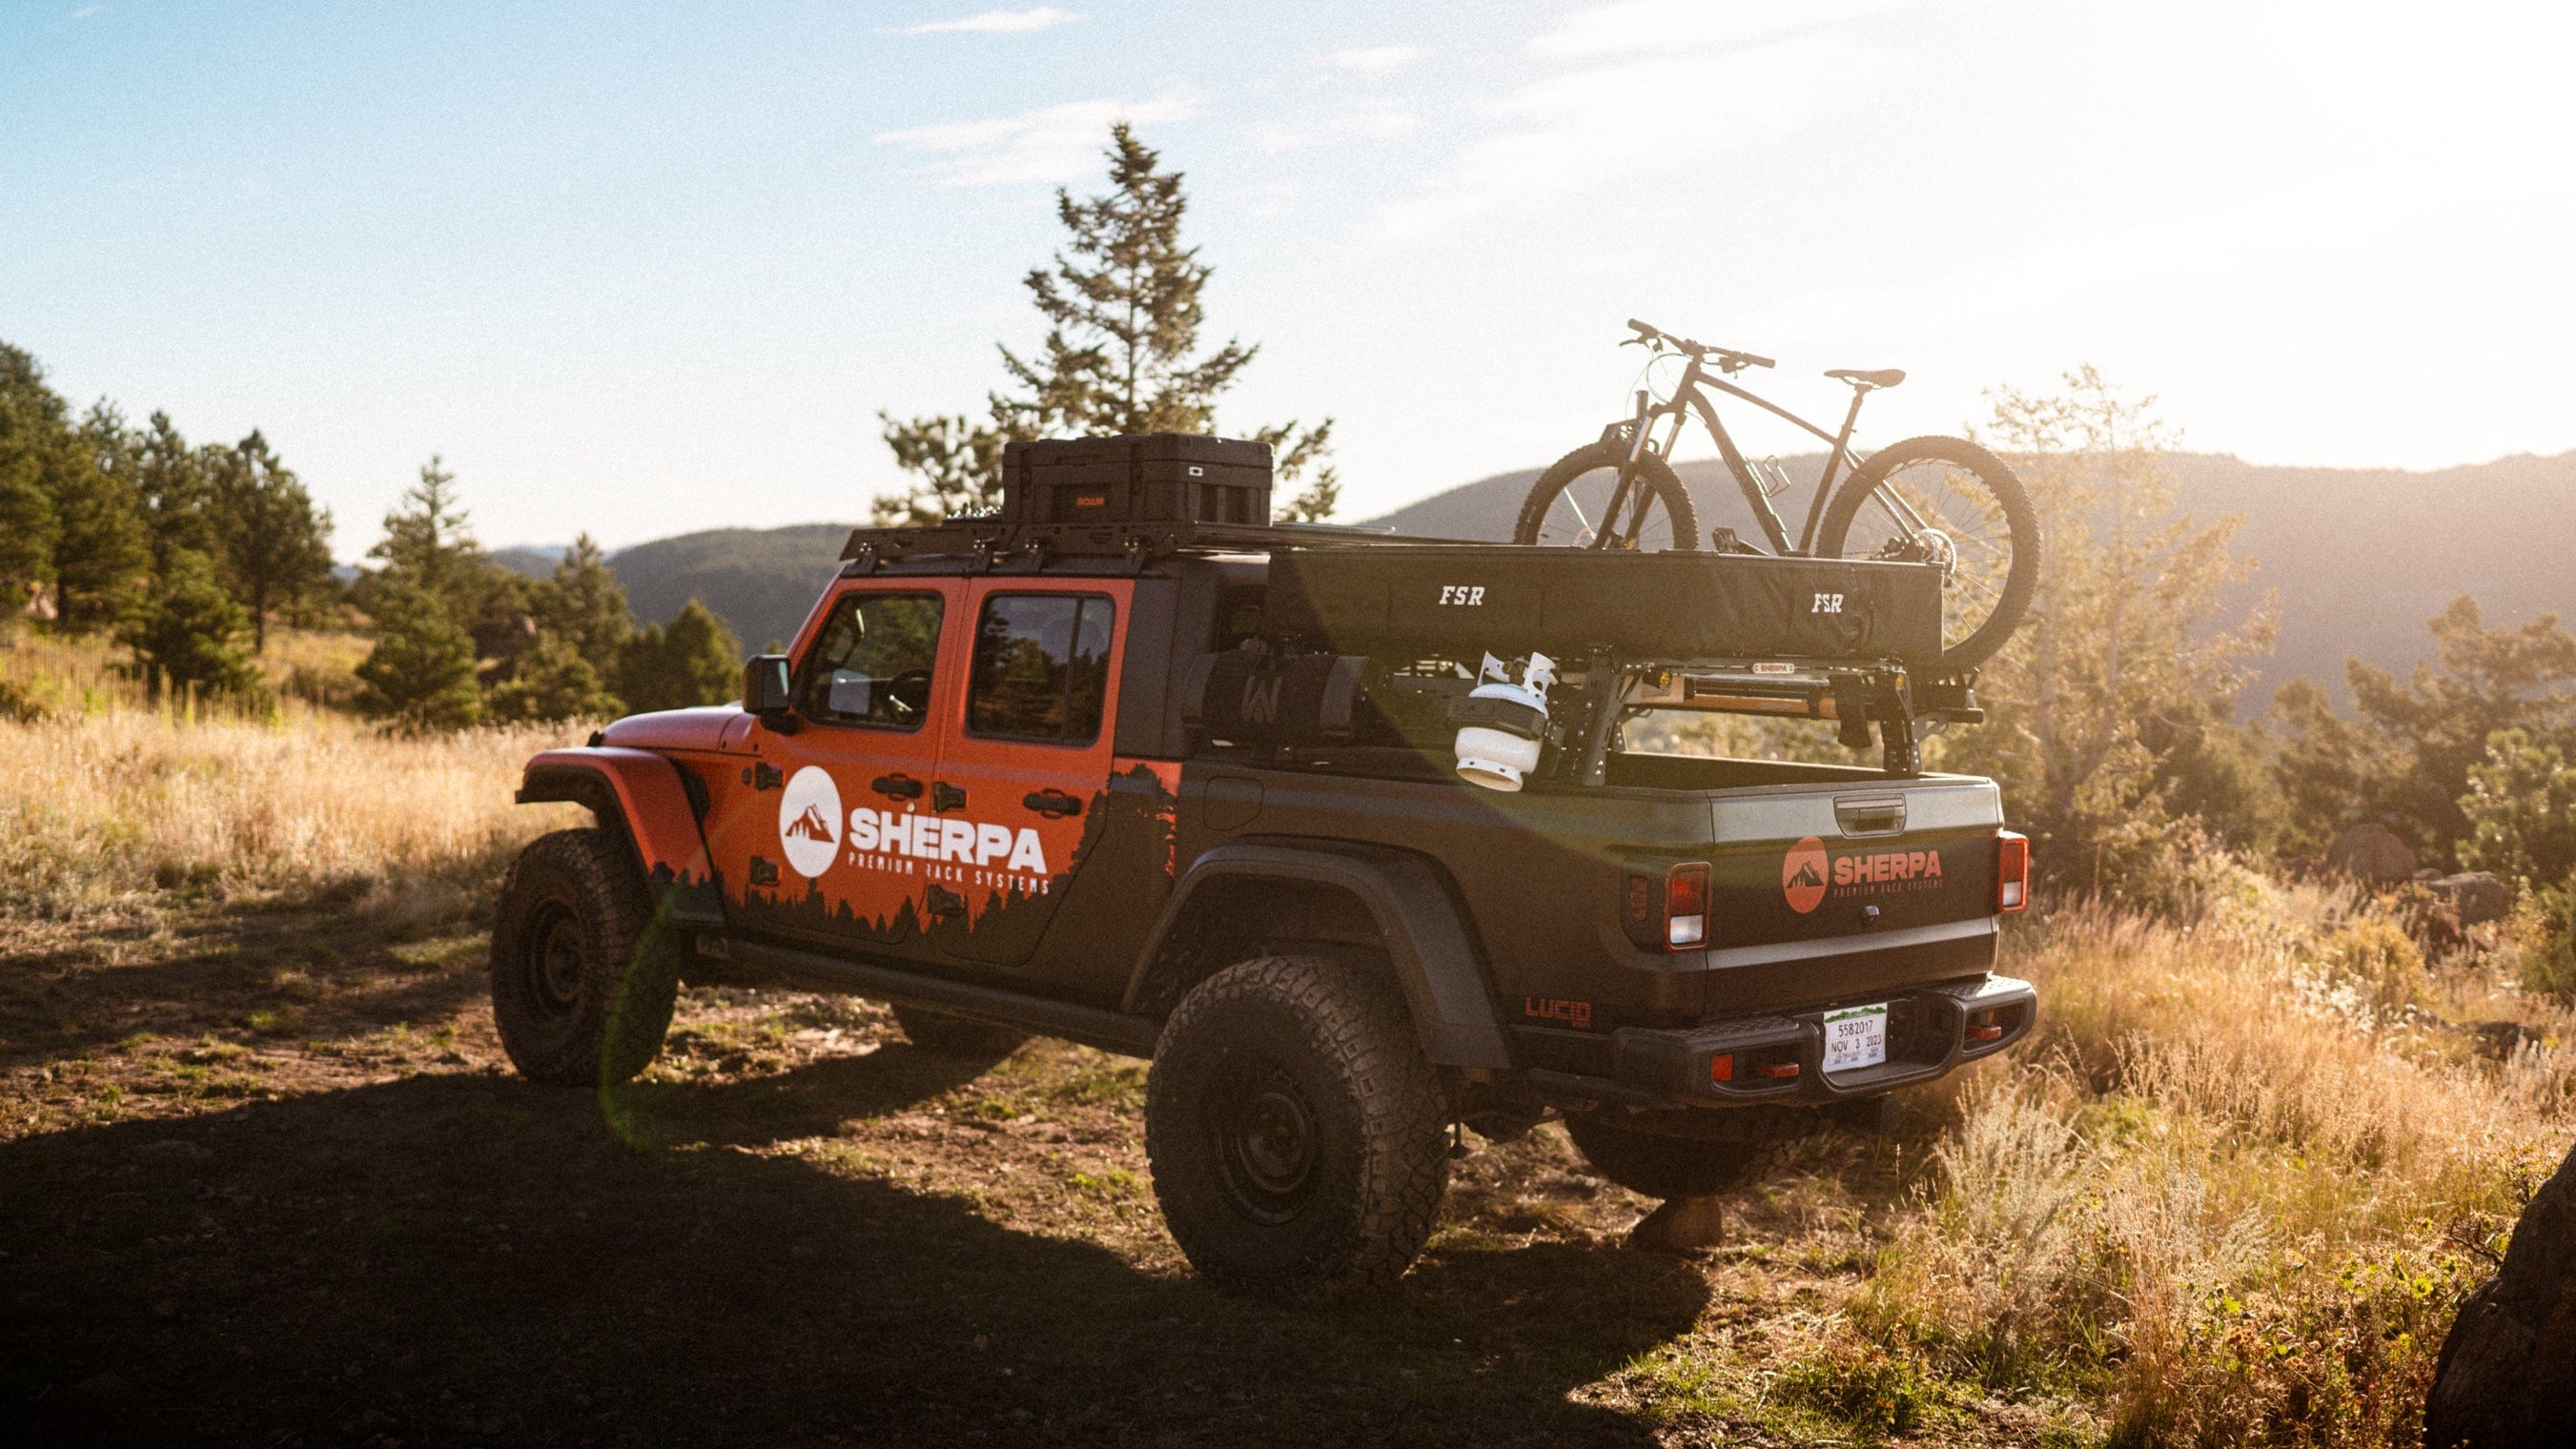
1531,0,1913,58
68,4,104,16
873,91,1199,187
1373,37,1879,244
1253,99,1418,153
1325,45,1423,76
889,7,1086,37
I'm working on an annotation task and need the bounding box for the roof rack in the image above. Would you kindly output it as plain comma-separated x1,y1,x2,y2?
839,517,1503,570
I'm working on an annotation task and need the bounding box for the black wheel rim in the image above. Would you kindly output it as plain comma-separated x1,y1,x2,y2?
1845,459,2014,654
1527,465,1685,552
527,902,585,1014
1210,1054,1320,1226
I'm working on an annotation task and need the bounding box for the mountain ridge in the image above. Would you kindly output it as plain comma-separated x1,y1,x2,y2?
568,450,2576,709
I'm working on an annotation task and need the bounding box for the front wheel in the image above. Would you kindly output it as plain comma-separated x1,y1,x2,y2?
1513,441,1702,552
1145,956,1450,1296
1816,435,2039,672
489,828,682,1086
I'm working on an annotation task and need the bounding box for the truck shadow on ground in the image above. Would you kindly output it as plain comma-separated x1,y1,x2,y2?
0,1051,1710,1448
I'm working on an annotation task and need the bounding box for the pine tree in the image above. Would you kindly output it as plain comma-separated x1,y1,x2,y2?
876,124,1337,523
365,455,489,626
209,431,335,650
356,581,483,730
617,600,741,714
0,342,69,622
487,632,622,723
115,548,264,700
134,411,219,573
531,534,634,677
50,402,153,633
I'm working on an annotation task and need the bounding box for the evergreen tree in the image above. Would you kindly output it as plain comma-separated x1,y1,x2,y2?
1934,368,2276,889
356,581,483,730
133,411,219,572
114,548,264,700
365,455,489,626
876,124,1337,524
209,431,335,650
0,342,69,621
617,599,741,713
2273,597,2576,866
531,534,634,677
50,402,153,633
487,631,622,723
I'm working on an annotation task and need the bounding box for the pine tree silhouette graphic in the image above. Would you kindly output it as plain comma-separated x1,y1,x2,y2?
786,804,834,842
1788,860,1825,889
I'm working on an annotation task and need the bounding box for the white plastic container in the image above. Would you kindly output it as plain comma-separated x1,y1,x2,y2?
1454,653,1555,792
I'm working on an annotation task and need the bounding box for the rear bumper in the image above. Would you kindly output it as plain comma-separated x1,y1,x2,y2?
1518,973,2036,1109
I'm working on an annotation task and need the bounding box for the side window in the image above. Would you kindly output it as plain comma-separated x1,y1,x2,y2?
967,594,1114,744
797,592,945,729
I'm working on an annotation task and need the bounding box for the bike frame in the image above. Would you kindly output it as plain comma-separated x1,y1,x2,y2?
1608,350,1935,554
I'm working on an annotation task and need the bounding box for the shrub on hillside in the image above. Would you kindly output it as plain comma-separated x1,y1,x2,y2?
487,633,621,724
616,599,738,714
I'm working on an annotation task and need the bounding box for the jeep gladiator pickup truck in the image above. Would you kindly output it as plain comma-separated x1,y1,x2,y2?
489,434,2034,1296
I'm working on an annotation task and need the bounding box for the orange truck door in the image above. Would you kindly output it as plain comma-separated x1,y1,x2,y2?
708,579,963,955
926,580,1133,969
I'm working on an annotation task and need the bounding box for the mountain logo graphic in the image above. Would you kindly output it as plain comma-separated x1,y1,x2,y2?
775,766,844,880
1783,835,1830,914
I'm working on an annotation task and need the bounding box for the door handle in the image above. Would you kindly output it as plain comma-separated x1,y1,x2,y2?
747,763,783,791
1023,789,1083,819
926,884,965,918
932,782,967,812
871,773,924,801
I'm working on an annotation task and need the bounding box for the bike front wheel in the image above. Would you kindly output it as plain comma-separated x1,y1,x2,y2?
1512,441,1701,552
1816,435,2038,673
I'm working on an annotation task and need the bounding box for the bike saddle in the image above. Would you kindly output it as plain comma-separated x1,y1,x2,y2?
1827,368,1906,390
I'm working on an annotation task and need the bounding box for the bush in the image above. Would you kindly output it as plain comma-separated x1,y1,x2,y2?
2316,914,2430,1018
112,549,268,704
2507,880,2576,1000
356,582,481,731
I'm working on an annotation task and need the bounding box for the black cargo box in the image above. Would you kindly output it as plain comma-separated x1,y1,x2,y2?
1000,433,1272,526
1263,546,1945,666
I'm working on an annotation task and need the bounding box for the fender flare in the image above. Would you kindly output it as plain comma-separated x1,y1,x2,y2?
1123,839,1512,1070
517,747,725,927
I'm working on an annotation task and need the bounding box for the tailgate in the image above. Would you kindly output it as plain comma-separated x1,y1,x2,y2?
1703,777,2002,951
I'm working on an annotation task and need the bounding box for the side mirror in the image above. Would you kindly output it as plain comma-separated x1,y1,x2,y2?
743,654,794,719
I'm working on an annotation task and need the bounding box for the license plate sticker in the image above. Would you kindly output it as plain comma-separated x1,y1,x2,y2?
1822,1004,1889,1073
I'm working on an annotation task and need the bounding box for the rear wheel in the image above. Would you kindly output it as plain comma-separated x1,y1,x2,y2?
489,828,682,1086
1816,435,2038,672
1513,441,1702,552
1563,1112,1767,1200
1145,956,1449,1296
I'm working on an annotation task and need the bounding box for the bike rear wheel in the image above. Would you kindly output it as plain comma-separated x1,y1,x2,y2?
1816,435,2038,673
1512,442,1701,552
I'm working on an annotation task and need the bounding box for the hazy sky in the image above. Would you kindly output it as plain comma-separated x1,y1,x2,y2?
6,0,2571,557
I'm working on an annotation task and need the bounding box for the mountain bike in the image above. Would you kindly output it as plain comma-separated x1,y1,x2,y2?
1514,318,2039,672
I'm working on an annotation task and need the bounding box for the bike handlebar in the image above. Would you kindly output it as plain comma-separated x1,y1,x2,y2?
1625,318,1773,372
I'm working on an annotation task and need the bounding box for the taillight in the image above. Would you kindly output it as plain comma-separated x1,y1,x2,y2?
1995,830,2029,914
1666,862,1709,949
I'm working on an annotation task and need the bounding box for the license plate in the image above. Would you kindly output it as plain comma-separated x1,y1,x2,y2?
1822,1004,1888,1073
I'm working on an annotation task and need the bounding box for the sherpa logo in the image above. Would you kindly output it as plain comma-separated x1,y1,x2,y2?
776,765,844,879
1436,584,1487,605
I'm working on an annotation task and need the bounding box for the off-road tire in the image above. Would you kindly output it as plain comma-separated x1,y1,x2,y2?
1816,434,2039,672
1563,1112,1767,1200
890,1004,1029,1060
489,828,681,1086
1513,441,1702,552
1145,956,1449,1297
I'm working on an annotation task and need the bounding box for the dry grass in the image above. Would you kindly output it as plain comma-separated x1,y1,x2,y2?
1854,880,2576,1446
0,630,586,930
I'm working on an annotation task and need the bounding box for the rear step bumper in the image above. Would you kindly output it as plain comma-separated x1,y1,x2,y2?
1523,974,2035,1109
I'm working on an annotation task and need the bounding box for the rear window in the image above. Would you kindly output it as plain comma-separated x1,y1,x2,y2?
967,593,1114,743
